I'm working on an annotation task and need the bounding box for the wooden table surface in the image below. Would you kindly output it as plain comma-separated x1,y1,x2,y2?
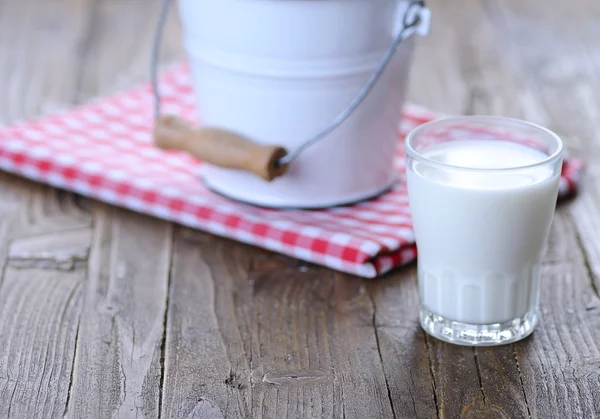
1,0,600,418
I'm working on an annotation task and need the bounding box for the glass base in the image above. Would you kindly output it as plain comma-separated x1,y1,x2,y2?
420,305,538,346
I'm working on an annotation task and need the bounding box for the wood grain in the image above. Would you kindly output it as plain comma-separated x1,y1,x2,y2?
0,176,91,418
0,0,93,121
484,0,600,301
74,0,183,100
248,269,396,418
365,267,439,419
513,211,600,419
407,1,600,418
161,228,253,418
67,206,172,418
0,2,97,414
162,227,411,418
0,268,83,418
1,0,600,417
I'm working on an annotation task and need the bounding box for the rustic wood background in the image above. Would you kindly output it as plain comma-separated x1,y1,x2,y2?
1,0,599,418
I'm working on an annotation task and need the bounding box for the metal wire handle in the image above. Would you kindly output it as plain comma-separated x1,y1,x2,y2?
151,0,172,121
151,0,428,167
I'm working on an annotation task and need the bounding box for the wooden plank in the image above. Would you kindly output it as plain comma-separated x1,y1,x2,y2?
0,177,92,418
406,0,465,114
484,0,600,153
478,3,600,415
0,267,84,418
570,190,600,301
1,0,179,416
512,211,600,418
249,270,395,418
67,206,172,418
365,268,439,419
75,0,185,99
403,1,600,418
47,1,178,414
0,0,94,122
419,340,532,418
162,227,398,418
161,228,253,418
0,2,97,413
8,228,92,271
369,266,530,418
0,0,181,414
482,0,600,299
0,176,36,270
2,0,600,417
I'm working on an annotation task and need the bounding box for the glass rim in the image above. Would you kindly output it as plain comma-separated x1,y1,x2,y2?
404,115,564,173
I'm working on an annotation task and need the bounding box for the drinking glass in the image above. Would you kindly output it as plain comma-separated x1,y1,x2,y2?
405,116,563,346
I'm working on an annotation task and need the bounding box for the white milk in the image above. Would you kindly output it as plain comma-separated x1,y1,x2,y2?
407,140,560,324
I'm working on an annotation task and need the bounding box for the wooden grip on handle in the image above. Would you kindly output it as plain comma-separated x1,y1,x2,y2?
153,115,289,181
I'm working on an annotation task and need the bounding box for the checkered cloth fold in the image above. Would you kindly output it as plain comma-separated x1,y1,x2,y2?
0,63,585,277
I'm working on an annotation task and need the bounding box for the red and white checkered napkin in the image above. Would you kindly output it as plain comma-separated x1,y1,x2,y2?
0,63,585,277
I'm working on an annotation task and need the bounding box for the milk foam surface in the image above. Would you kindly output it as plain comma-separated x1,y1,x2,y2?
407,140,560,324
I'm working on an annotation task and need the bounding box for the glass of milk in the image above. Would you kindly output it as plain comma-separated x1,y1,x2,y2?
405,116,563,346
